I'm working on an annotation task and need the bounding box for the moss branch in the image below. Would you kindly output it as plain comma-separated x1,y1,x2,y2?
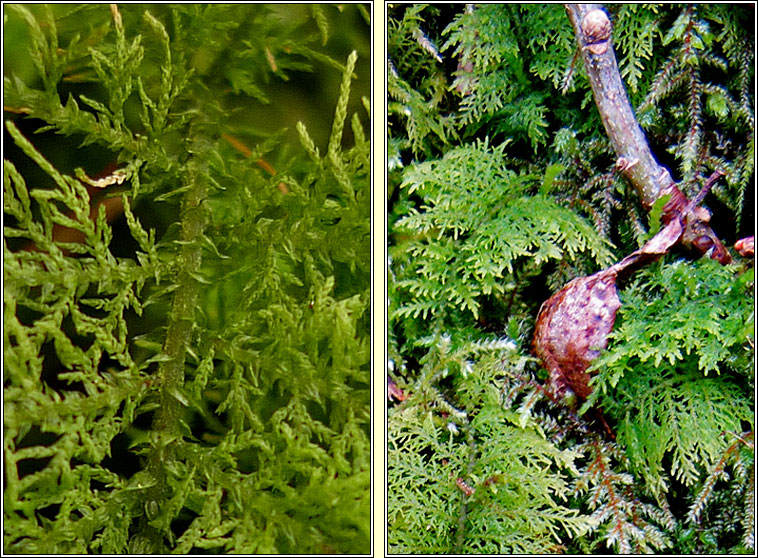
137,152,208,551
153,160,206,434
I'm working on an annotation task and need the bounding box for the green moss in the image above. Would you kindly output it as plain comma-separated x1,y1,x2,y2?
4,4,370,554
389,4,753,554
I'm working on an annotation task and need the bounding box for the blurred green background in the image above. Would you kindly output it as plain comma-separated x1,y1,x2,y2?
3,3,370,237
3,4,370,148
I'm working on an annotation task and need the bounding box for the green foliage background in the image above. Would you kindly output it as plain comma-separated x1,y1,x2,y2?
388,4,754,554
4,4,370,554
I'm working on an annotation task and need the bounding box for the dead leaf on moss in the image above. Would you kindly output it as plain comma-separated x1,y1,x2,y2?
533,219,683,404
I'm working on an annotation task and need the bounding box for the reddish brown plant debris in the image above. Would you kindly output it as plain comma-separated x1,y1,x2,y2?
456,477,475,497
658,180,731,265
388,375,407,402
533,268,621,402
533,220,683,404
735,236,754,258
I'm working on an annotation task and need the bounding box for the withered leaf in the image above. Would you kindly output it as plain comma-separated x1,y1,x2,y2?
735,236,754,258
388,375,407,402
533,268,620,402
533,220,683,404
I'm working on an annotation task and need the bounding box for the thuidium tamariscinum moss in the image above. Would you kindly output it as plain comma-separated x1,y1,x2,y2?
4,4,370,554
388,4,752,554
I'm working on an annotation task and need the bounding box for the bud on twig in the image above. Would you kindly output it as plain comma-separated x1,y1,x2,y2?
581,9,611,55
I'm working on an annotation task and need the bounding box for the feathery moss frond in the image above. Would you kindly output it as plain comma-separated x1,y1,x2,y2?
4,4,369,554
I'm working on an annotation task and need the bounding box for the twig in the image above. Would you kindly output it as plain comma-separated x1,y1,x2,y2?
564,4,730,264
683,169,724,215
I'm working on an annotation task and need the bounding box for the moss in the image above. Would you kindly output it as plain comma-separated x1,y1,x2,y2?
4,4,370,554
388,4,753,553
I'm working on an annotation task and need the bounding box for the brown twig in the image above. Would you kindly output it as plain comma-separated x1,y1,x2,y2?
564,4,730,264
221,133,289,194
